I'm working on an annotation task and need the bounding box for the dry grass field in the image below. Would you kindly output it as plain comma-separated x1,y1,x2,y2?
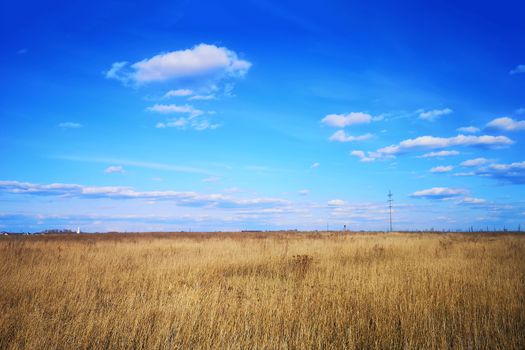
0,232,524,349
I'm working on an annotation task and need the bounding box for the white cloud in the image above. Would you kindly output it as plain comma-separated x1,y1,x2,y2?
298,189,309,196
188,94,216,101
57,122,82,129
456,126,479,133
475,161,525,184
486,117,525,131
350,150,376,162
310,162,320,169
106,43,251,84
350,134,510,162
105,166,125,174
328,199,346,206
202,176,220,183
374,134,513,157
417,150,460,158
156,117,220,131
460,197,487,205
0,180,288,209
411,187,466,199
460,158,491,167
192,120,220,131
164,89,194,98
105,61,128,82
321,112,373,127
223,187,241,194
329,130,373,142
147,104,203,117
430,165,453,173
148,104,218,130
418,108,453,121
510,64,525,75
453,172,475,177
156,119,187,128
55,155,210,175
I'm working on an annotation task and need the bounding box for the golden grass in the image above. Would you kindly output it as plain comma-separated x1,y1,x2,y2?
0,232,524,349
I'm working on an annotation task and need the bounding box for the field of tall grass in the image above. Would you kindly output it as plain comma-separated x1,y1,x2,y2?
0,232,524,349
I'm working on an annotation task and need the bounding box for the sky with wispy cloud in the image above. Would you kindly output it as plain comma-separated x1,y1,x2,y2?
1,0,525,232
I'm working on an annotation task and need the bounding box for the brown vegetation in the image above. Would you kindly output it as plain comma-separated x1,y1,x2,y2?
1,232,524,349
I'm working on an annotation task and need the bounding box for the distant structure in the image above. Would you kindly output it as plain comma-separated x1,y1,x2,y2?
76,227,80,234
388,190,393,232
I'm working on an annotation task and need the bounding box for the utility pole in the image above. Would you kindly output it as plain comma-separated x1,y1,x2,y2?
388,190,393,232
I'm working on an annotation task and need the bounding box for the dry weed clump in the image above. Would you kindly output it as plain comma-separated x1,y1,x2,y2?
0,232,524,349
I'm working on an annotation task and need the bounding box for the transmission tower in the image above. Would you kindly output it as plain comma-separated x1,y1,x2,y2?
388,190,393,232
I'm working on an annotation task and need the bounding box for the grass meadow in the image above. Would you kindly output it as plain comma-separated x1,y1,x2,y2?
0,232,524,349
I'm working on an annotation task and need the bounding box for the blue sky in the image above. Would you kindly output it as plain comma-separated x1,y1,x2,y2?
1,0,525,232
